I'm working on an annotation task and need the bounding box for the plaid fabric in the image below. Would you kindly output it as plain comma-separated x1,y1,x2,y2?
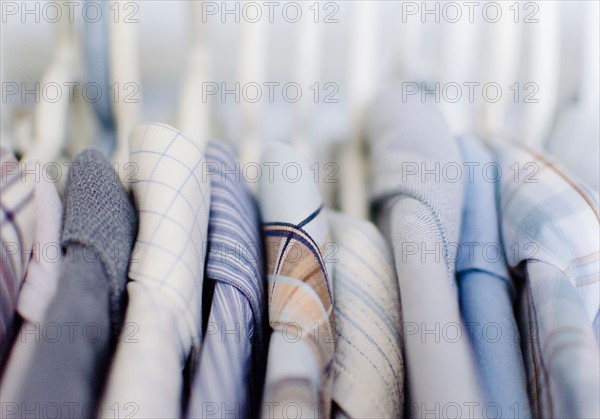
0,147,35,361
100,123,210,418
262,210,334,415
494,140,600,418
520,262,600,419
259,143,334,419
264,216,334,364
495,141,599,324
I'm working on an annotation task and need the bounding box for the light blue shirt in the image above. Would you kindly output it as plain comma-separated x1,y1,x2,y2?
457,135,531,418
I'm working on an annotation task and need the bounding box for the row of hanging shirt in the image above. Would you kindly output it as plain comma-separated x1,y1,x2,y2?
2,0,598,417
2,101,599,418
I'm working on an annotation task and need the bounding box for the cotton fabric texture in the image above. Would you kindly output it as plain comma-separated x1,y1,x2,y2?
328,210,404,418
6,149,136,418
368,92,485,416
186,141,267,418
456,135,530,417
100,123,211,418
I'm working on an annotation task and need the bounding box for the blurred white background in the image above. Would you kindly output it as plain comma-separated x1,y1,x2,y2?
2,1,599,192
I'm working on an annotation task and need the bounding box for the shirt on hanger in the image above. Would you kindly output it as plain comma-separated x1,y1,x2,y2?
6,149,136,418
186,141,267,419
368,91,485,417
494,140,600,419
258,143,335,419
100,123,210,419
328,210,404,418
0,176,63,404
456,135,531,417
0,146,35,363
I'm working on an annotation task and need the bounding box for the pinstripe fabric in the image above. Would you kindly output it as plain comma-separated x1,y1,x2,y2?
494,140,600,418
368,93,485,417
186,141,266,419
259,143,334,419
100,123,210,418
327,210,404,418
0,146,35,362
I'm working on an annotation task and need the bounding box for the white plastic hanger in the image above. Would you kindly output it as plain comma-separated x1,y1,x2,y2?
238,9,266,170
292,2,321,162
517,1,560,148
546,1,599,191
177,1,211,150
109,0,141,186
479,1,522,137
474,2,524,136
23,10,78,165
393,2,424,81
554,2,584,109
437,15,479,135
581,1,599,113
338,0,376,219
